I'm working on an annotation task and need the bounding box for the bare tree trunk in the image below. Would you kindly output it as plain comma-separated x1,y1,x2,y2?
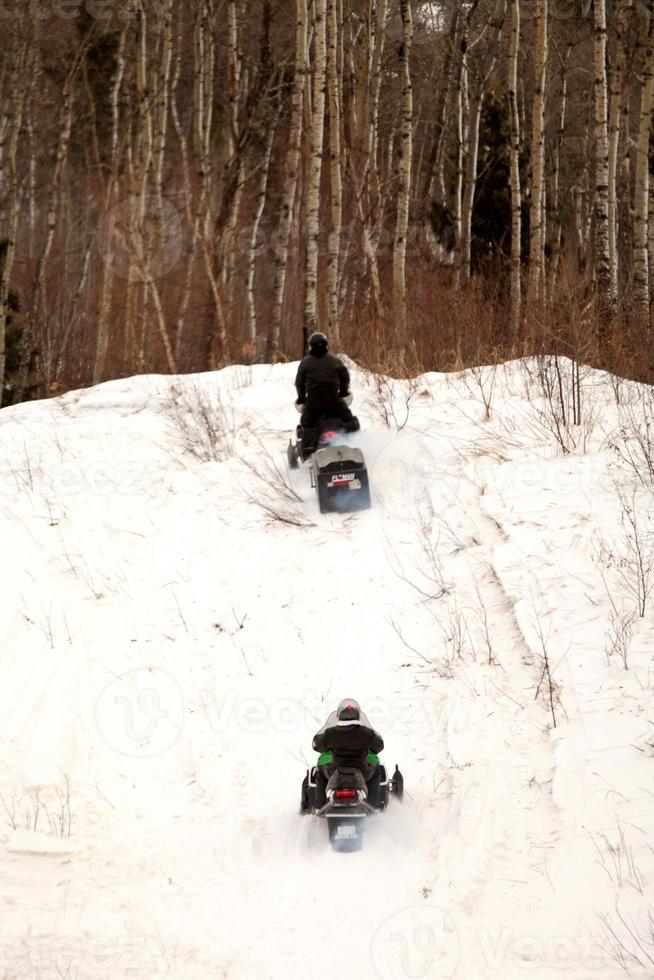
593,0,612,314
326,0,343,345
608,0,632,302
348,152,383,315
191,0,226,366
221,0,244,322
459,90,483,284
193,0,209,161
393,0,413,329
124,2,154,372
547,42,571,302
342,0,387,321
271,0,307,355
528,0,548,308
422,3,461,204
304,0,328,337
153,0,173,216
618,7,634,279
634,1,654,321
170,17,199,365
246,108,278,358
18,62,76,400
508,0,522,336
459,1,505,285
369,0,388,214
0,43,29,405
93,21,128,384
454,41,467,257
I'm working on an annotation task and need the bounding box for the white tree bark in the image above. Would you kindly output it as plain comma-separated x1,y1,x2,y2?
460,1,505,284
221,0,244,324
93,21,128,384
170,22,199,364
326,0,343,344
246,109,278,357
508,0,522,335
547,43,571,302
593,0,612,311
369,0,388,211
393,0,413,328
634,1,654,320
304,0,328,336
528,0,548,308
454,40,467,257
271,0,307,355
459,91,483,284
608,0,632,301
153,0,173,217
348,152,383,315
422,3,461,204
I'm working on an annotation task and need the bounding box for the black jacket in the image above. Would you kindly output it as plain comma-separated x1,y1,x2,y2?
313,721,384,770
295,352,350,403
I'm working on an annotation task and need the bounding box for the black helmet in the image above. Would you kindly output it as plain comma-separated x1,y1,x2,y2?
337,698,361,723
309,331,328,353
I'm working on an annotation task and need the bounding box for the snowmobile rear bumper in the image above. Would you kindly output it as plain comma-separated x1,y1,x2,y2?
311,446,371,514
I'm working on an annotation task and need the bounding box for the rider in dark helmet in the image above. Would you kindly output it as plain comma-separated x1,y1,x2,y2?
312,698,384,808
295,333,359,453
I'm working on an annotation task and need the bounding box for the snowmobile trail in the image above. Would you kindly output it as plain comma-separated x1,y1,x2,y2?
1,361,653,979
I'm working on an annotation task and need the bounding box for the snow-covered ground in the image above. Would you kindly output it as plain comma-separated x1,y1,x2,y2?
1,358,653,979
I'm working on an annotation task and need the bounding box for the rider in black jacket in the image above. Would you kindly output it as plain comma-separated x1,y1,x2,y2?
295,332,358,451
312,699,384,807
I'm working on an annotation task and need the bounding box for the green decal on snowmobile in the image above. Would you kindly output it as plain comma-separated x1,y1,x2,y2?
316,750,380,767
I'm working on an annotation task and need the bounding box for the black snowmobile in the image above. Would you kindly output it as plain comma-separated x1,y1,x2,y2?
300,763,404,853
287,417,372,514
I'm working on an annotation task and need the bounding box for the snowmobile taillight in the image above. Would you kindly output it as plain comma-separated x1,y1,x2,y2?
321,430,338,442
334,789,357,799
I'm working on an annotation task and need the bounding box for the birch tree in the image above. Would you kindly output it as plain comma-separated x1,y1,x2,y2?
221,0,244,321
271,0,307,355
460,0,506,284
342,0,386,320
246,107,279,356
0,42,29,404
528,0,548,308
508,0,522,334
422,2,461,206
93,20,129,385
326,0,343,345
633,0,654,321
454,37,468,260
608,0,632,300
18,58,78,400
304,0,328,337
393,0,413,329
547,42,571,301
593,0,612,313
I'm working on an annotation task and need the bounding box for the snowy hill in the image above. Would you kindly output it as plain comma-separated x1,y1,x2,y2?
1,359,653,979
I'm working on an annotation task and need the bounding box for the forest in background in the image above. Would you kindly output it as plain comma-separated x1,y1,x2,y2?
0,0,653,405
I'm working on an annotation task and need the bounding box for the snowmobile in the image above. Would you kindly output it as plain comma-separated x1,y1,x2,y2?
287,417,372,514
300,758,404,853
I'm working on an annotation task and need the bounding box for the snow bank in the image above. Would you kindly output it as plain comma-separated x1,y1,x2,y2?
1,357,653,979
